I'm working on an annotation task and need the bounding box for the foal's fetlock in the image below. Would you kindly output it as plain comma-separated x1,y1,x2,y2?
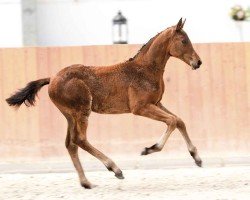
141,144,161,155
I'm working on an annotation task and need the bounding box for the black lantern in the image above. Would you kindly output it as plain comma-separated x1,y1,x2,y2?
112,11,128,44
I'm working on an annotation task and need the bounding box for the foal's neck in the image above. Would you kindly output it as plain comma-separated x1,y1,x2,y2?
136,29,172,71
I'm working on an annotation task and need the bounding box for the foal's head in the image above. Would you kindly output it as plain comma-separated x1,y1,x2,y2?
168,18,202,70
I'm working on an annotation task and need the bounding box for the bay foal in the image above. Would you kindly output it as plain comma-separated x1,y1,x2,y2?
6,18,202,188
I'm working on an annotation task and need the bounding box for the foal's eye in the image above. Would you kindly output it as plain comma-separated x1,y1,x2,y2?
182,39,188,45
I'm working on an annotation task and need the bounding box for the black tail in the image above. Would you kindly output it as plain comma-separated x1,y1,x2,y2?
6,78,50,108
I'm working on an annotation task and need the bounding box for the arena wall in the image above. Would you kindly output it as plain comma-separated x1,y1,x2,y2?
0,43,249,161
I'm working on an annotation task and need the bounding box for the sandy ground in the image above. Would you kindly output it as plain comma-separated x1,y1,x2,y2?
0,166,250,200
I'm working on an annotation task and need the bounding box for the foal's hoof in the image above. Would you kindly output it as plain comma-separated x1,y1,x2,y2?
195,159,202,167
141,144,159,155
115,171,124,179
141,147,149,155
81,182,97,189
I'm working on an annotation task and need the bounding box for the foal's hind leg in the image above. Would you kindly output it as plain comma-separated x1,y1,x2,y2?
72,113,124,180
51,78,123,188
66,120,94,189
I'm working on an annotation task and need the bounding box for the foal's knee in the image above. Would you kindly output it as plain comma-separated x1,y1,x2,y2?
72,135,86,147
176,117,186,129
167,116,178,129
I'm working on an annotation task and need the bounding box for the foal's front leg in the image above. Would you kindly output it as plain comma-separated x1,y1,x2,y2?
132,104,178,155
132,103,202,167
157,103,202,167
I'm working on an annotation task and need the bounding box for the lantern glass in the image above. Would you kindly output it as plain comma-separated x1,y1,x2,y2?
113,23,128,44
112,11,128,44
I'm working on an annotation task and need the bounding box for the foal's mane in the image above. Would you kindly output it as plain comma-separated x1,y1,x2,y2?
128,31,163,61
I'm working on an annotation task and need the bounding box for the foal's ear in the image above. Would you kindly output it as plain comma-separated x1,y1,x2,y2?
181,18,186,28
175,18,185,31
175,18,182,31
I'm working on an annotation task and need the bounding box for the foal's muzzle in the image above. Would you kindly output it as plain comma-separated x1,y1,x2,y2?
191,60,202,70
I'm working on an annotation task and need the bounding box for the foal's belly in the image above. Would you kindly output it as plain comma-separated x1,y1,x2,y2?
91,96,131,114
90,86,131,114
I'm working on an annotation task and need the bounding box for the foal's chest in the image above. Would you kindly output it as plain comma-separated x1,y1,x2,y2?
133,75,165,103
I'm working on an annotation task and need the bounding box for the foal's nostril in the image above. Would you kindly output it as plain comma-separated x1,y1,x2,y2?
197,60,202,66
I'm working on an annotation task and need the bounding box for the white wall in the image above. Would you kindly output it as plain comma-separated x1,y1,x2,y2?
36,0,250,46
0,0,22,47
0,0,249,47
